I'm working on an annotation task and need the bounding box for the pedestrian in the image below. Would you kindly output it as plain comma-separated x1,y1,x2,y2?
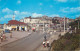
27,30,29,32
44,35,47,41
46,40,49,47
3,34,6,40
43,41,46,47
3,31,4,34
10,32,12,38
1,36,3,42
0,36,1,44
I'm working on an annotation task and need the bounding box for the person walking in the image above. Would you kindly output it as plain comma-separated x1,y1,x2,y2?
3,34,6,41
44,35,47,41
46,40,49,47
43,41,46,47
10,32,12,38
1,36,3,42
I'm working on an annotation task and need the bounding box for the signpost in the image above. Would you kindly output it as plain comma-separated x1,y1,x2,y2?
75,27,76,33
43,22,44,33
64,17,65,33
78,21,79,29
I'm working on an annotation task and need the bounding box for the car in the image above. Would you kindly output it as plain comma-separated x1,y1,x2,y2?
4,29,11,33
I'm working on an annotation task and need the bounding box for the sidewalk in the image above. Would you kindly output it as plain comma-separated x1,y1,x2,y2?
36,31,65,51
0,31,31,47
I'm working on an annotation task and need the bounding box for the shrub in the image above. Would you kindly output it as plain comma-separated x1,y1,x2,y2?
51,30,80,51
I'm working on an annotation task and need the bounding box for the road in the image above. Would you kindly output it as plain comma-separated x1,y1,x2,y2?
0,31,50,51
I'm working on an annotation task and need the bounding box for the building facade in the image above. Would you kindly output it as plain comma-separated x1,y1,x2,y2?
4,20,28,31
20,16,52,28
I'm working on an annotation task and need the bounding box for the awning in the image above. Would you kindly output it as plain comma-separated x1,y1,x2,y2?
11,26,16,28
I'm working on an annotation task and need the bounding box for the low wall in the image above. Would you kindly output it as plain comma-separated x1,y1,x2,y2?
0,29,4,33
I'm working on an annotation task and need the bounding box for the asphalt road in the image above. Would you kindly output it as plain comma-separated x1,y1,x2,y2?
0,31,50,51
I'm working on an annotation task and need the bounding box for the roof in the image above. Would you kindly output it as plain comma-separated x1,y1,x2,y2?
7,20,27,25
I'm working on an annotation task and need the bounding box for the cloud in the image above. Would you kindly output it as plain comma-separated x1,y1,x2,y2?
14,11,20,14
17,0,21,4
2,8,12,13
55,0,67,2
61,7,80,13
50,5,53,8
0,17,4,21
39,3,43,6
32,13,43,17
21,12,30,15
2,8,43,21
50,14,60,17
2,8,31,19
54,0,78,2
14,11,30,15
70,0,77,2
76,15,80,17
4,15,13,18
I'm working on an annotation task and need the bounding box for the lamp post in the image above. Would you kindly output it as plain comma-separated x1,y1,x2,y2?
59,21,61,36
43,21,44,33
67,18,69,32
78,21,79,29
75,27,76,33
64,16,65,33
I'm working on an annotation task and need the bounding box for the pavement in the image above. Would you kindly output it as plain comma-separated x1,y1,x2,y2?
0,30,50,51
0,29,66,51
36,31,65,51
0,31,31,47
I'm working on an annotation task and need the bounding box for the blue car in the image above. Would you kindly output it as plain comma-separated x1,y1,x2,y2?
4,29,11,33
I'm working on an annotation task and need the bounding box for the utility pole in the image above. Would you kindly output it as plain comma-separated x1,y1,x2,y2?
43,21,44,33
67,18,69,26
64,16,65,33
60,21,61,32
78,21,79,29
75,27,76,33
67,18,69,32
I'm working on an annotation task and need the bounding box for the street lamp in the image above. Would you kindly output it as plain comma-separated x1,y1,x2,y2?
64,16,65,33
78,21,79,29
67,18,69,32
43,21,44,33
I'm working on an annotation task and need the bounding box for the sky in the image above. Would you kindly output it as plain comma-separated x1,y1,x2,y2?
0,0,80,24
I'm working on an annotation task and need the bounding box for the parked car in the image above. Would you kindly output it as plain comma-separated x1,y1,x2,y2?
4,29,11,33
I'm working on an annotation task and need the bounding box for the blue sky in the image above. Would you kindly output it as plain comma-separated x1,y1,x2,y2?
0,0,80,24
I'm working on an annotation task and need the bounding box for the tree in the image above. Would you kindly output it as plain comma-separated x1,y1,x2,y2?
52,18,60,24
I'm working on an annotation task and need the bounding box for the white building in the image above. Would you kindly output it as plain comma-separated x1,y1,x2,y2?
19,16,52,29
4,20,28,31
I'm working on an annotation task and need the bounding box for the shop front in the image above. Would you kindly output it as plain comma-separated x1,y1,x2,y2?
11,26,17,31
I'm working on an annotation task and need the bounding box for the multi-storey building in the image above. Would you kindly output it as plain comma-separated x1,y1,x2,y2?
20,16,52,28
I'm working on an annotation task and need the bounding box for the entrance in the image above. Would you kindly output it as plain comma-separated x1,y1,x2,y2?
11,26,16,31
21,27,25,31
17,26,19,31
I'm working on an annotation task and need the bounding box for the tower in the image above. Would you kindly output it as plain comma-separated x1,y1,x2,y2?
12,13,15,20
